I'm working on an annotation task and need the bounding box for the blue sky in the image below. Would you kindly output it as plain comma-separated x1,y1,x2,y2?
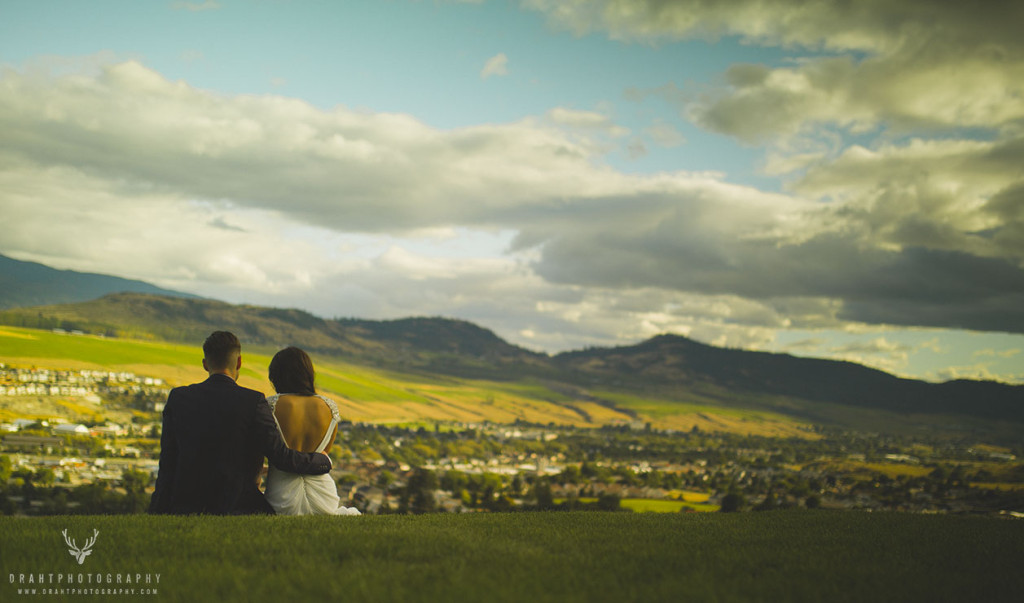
1,1,781,183
1,0,1022,383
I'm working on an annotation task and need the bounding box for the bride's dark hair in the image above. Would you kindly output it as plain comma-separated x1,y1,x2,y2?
268,346,317,395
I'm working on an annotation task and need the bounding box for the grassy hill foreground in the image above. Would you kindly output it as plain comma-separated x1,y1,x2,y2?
2,512,1022,602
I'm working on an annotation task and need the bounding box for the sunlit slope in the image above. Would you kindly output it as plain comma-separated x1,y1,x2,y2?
5,293,1021,437
0,325,812,434
0,325,205,385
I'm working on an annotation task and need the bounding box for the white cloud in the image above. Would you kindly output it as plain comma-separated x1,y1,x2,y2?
515,1,1024,335
831,338,912,356
644,119,685,148
973,348,1021,359
524,0,1024,56
528,1,1024,174
824,337,913,374
689,54,1024,141
2,58,1023,350
0,161,332,296
545,107,630,138
0,60,635,233
481,53,509,79
933,364,1003,383
792,137,1024,264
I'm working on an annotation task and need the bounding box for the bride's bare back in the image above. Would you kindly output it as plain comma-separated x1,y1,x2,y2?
272,394,338,452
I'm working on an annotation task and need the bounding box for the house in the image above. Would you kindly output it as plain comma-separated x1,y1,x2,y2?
1,435,63,450
54,423,90,436
91,423,126,437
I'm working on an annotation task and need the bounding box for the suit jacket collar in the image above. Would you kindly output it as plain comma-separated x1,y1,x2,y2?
204,373,238,386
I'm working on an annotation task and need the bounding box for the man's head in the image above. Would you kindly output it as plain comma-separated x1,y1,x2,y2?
202,331,242,379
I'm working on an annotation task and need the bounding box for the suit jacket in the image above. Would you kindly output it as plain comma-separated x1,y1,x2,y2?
149,373,332,515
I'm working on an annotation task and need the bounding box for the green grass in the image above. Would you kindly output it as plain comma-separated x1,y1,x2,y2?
592,389,816,437
2,512,1022,602
621,498,720,513
594,389,794,423
592,389,729,417
314,363,435,404
562,497,720,513
0,327,199,368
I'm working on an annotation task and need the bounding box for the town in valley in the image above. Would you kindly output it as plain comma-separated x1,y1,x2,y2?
2,361,1022,518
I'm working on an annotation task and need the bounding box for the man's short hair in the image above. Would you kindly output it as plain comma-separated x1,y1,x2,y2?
203,331,241,370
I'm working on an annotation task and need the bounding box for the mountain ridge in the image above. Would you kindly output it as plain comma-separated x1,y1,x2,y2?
0,292,1020,426
0,252,1020,427
553,333,1022,421
0,253,200,309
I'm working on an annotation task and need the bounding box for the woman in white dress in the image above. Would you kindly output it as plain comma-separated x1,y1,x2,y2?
264,346,360,516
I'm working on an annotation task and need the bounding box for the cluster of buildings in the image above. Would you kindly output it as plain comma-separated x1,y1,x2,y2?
0,364,165,487
0,365,167,408
0,418,132,438
7,452,157,486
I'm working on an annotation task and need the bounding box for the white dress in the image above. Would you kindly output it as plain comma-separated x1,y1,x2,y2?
265,393,361,516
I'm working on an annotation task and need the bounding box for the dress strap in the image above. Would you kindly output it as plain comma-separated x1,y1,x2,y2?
264,394,288,441
318,394,342,422
314,395,340,453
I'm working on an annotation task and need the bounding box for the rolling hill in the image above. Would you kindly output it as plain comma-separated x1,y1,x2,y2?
0,292,1021,433
0,292,545,373
0,253,199,309
553,334,1024,422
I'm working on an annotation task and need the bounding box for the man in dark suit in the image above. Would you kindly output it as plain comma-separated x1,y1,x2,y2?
149,331,331,514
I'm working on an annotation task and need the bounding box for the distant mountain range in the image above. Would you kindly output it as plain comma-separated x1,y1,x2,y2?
553,335,1023,423
0,254,1021,427
0,253,199,309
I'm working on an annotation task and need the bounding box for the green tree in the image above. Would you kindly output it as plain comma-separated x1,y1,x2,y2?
34,467,56,486
407,468,438,493
411,489,437,514
377,470,396,489
510,474,524,496
755,491,778,512
596,493,622,512
491,495,513,512
533,480,554,510
71,482,115,514
719,492,745,513
12,467,34,493
0,455,12,483
559,464,582,484
406,468,439,514
120,469,151,514
480,485,496,510
0,490,15,515
440,470,467,492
